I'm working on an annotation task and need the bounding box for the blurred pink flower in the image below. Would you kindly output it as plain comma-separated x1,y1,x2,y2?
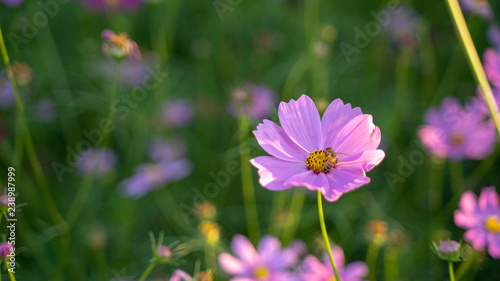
250,95,384,202
488,23,500,50
119,159,192,198
1,0,23,8
101,29,141,62
484,48,500,88
418,97,497,161
384,5,420,50
459,0,493,20
77,148,117,177
148,136,187,163
299,246,368,281
169,269,192,281
0,242,11,259
160,99,195,128
36,99,57,123
0,78,15,109
229,83,277,121
80,0,142,13
454,186,500,258
218,234,298,281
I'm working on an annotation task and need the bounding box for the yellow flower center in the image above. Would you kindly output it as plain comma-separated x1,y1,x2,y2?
110,33,131,51
485,215,500,233
326,277,337,281
305,149,337,173
450,133,464,146
253,266,270,279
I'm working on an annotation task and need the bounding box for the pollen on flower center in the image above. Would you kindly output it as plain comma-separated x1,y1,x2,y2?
253,266,270,279
110,33,131,50
485,215,500,233
305,149,337,173
326,277,337,281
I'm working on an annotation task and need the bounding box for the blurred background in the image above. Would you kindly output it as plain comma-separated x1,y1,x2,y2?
1,0,500,280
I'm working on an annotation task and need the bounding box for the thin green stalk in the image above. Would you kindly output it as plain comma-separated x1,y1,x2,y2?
138,262,157,281
317,190,341,281
0,25,65,227
366,241,381,281
268,192,286,237
281,188,306,245
383,247,399,281
4,260,15,281
445,0,500,137
448,260,455,281
239,117,260,243
103,62,122,147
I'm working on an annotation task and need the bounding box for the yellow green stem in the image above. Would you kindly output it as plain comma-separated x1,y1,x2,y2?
445,0,500,137
448,260,455,281
4,260,15,281
317,190,341,281
0,25,65,227
138,261,157,281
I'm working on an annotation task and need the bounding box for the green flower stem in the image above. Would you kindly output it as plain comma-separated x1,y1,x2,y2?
445,0,500,137
281,188,306,245
268,192,286,237
4,259,15,281
0,25,65,227
238,117,261,243
366,241,381,281
138,261,157,281
448,260,456,281
383,247,399,281
103,61,122,147
317,190,341,281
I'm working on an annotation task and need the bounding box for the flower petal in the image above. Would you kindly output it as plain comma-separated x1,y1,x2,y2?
458,191,478,214
285,171,329,193
454,209,478,229
321,99,362,148
322,246,345,271
464,228,487,251
343,261,369,280
479,186,499,211
324,170,370,201
332,115,379,156
253,120,309,161
218,253,246,275
257,235,281,262
278,95,322,152
231,235,258,264
250,156,308,191
336,149,385,173
488,235,500,259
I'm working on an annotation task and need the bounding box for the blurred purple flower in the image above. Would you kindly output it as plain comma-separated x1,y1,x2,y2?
120,159,193,198
384,5,420,50
488,23,500,50
1,0,23,8
290,239,308,257
484,48,500,88
0,195,8,208
418,97,497,161
467,86,500,117
0,242,11,259
148,136,187,163
218,234,298,281
36,99,57,123
101,29,141,62
80,0,142,13
169,269,192,281
90,53,160,88
437,240,461,256
77,148,117,177
160,99,195,128
229,83,277,121
0,79,15,109
250,95,384,202
459,0,493,20
299,246,368,281
454,186,500,258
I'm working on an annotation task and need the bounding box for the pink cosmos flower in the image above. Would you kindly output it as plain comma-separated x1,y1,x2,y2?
218,234,298,281
418,97,497,161
229,83,277,121
101,29,141,62
160,99,195,128
169,269,192,281
459,0,493,20
484,48,500,88
454,186,500,258
249,95,385,202
0,242,11,259
298,246,368,281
